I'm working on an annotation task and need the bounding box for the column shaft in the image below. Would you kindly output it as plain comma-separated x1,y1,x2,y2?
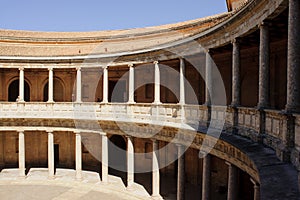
103,67,108,103
251,179,260,200
227,162,238,200
177,145,185,200
18,131,25,177
48,68,54,102
76,68,82,103
202,154,211,200
154,61,161,104
258,23,270,108
19,67,24,102
179,58,186,105
75,132,82,180
232,40,241,107
128,64,135,103
102,135,108,183
127,136,134,188
205,52,212,105
286,0,300,112
152,139,161,198
48,132,54,177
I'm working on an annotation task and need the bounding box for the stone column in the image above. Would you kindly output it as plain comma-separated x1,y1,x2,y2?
152,139,162,199
18,131,25,177
177,144,185,200
102,66,109,103
205,51,212,105
75,132,82,180
251,179,260,200
102,134,108,183
48,131,54,178
76,67,82,103
232,39,241,107
202,154,211,200
179,58,186,105
153,61,161,104
286,0,300,112
128,64,135,104
258,22,270,109
19,67,25,102
226,162,238,200
127,136,134,188
48,67,54,103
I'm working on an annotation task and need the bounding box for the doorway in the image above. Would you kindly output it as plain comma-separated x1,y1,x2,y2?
109,80,127,102
54,144,59,173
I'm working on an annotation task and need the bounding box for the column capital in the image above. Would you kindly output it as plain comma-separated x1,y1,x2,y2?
76,67,81,71
250,178,259,186
17,129,24,133
103,66,108,70
153,61,159,65
74,130,81,134
231,38,240,45
47,129,54,134
128,63,134,68
48,67,53,71
18,67,24,71
258,21,270,28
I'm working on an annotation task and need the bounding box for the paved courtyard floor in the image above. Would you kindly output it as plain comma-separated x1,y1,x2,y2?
0,168,150,200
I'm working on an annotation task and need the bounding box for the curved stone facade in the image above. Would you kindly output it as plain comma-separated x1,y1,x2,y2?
0,0,299,199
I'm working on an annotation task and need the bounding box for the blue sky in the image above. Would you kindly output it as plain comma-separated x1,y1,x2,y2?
0,0,227,32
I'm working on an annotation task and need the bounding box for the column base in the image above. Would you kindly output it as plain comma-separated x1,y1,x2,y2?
48,175,55,180
126,184,136,191
47,100,55,103
151,194,164,200
152,102,162,105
